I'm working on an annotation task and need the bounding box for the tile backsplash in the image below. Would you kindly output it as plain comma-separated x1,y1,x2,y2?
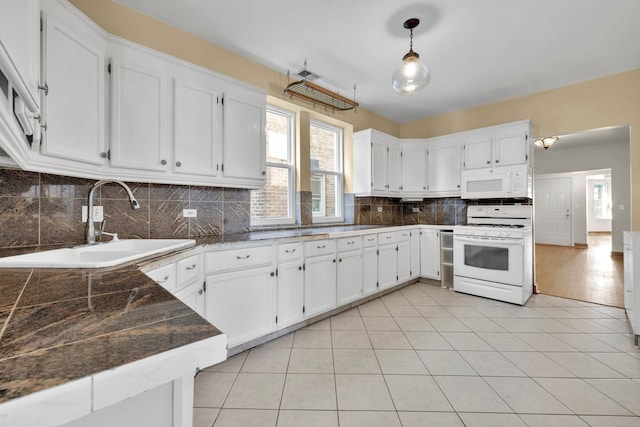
0,169,250,248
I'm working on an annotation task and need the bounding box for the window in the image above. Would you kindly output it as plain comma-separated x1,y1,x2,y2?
592,181,612,219
310,120,343,222
250,107,295,225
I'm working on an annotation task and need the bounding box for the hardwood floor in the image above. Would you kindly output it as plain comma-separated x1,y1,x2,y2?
535,232,624,307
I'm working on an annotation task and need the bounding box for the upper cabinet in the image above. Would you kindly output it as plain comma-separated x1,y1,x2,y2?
462,121,530,170
401,141,427,195
353,129,401,197
0,0,267,189
427,136,462,195
40,0,106,166
109,41,170,172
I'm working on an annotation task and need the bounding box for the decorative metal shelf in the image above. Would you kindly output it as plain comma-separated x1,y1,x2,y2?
284,79,358,112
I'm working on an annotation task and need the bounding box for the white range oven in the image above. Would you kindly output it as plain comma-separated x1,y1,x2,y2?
453,205,533,305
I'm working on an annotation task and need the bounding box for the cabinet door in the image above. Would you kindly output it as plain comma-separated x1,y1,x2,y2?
402,146,427,193
378,243,398,290
337,250,363,306
206,266,275,348
110,54,169,171
277,259,304,329
175,282,206,319
173,78,221,176
221,92,265,182
304,253,337,318
428,143,461,193
493,130,527,166
397,237,411,283
387,144,402,194
420,229,440,280
410,229,420,279
363,246,378,296
371,139,387,192
41,7,106,164
463,136,491,169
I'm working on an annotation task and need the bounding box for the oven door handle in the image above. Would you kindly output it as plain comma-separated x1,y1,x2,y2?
454,236,523,246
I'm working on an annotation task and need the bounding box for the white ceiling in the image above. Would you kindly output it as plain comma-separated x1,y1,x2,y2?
114,0,640,124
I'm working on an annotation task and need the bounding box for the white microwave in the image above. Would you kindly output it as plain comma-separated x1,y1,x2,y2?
461,164,532,199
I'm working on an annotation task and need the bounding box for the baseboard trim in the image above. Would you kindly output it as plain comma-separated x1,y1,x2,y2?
574,243,588,248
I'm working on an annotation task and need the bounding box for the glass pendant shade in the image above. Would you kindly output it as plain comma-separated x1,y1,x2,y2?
392,51,431,95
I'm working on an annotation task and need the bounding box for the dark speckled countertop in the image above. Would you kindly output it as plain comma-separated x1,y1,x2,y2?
0,225,390,405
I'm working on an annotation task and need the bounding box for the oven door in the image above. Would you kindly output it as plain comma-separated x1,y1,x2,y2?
453,235,524,286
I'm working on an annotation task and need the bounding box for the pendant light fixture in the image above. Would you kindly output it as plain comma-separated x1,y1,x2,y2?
392,18,431,95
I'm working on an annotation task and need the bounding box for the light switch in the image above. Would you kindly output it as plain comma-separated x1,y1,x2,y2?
81,206,104,222
183,208,197,218
412,207,420,213
377,206,383,213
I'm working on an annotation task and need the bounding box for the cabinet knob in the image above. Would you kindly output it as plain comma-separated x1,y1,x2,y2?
333,259,336,263
339,258,342,262
270,272,275,277
457,184,460,188
161,159,167,165
486,160,490,164
198,289,203,295
262,171,266,175
298,266,302,270
495,159,499,163
176,161,182,167
423,186,426,190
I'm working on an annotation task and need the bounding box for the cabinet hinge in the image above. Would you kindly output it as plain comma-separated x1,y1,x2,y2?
437,270,440,276
275,315,278,324
395,246,398,251
217,96,220,104
302,305,306,314
525,133,528,141
203,281,206,292
107,63,111,74
100,150,111,160
221,163,224,172
387,147,389,152
376,282,379,288
376,249,379,256
410,270,412,276
397,275,398,280
463,162,465,167
303,263,306,270
275,268,278,277
525,154,528,161
40,18,43,32
221,97,224,105
371,142,373,147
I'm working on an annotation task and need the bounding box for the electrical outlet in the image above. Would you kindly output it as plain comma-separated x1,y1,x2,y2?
412,207,419,213
81,206,104,223
377,206,383,213
182,208,197,218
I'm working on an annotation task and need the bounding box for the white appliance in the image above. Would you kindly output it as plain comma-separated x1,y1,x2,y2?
453,205,533,305
461,164,532,199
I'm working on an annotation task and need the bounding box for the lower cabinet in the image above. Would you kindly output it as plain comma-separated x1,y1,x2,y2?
397,230,411,283
420,229,441,280
175,282,206,318
336,236,363,306
276,243,305,329
362,234,379,296
205,266,276,348
304,240,337,318
410,228,421,279
378,232,398,290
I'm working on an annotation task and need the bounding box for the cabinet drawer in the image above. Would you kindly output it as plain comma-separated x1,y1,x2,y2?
304,239,336,257
146,263,177,292
277,242,303,262
363,234,378,247
205,245,273,274
337,236,362,252
176,254,201,290
397,230,411,241
378,231,397,245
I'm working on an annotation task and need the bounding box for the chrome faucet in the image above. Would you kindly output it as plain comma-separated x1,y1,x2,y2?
86,180,140,244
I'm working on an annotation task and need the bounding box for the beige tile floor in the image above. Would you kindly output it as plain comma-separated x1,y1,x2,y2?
193,281,640,427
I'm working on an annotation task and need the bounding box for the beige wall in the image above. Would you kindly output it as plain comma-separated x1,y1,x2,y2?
401,69,640,230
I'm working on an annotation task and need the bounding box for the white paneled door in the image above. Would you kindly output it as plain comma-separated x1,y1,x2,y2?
535,177,572,245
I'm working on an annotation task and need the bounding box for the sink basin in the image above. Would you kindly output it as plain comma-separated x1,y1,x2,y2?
0,239,196,268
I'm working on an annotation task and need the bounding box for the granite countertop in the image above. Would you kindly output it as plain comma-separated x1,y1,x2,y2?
0,224,434,405
0,264,221,404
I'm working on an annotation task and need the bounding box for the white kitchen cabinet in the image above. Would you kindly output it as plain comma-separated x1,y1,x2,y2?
304,240,336,318
362,234,378,296
378,231,398,290
353,129,401,196
173,76,221,176
109,42,170,172
276,242,304,329
206,265,276,348
175,281,206,318
623,231,639,346
397,229,411,283
40,0,106,165
220,89,266,185
336,236,363,306
427,137,461,195
410,228,421,279
0,0,40,109
420,228,441,280
401,142,428,195
462,121,530,169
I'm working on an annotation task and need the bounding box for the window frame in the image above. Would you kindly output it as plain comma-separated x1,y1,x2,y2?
309,119,344,223
250,105,296,226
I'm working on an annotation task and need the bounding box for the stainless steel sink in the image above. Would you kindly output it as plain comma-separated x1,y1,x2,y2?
0,239,196,268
